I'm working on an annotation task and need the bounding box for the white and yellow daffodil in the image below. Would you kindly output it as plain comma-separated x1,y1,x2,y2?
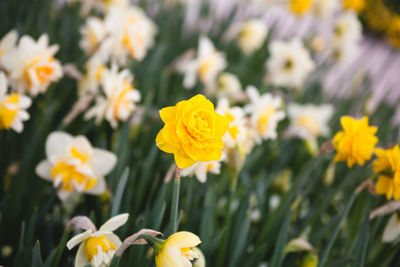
212,72,242,100
155,231,201,267
216,97,247,150
80,17,108,56
333,12,362,44
84,64,141,128
78,57,106,96
178,36,226,89
237,19,268,55
66,214,129,267
286,103,334,141
0,72,31,133
35,131,117,200
245,86,285,143
2,34,63,96
266,38,314,88
0,30,18,67
181,160,222,183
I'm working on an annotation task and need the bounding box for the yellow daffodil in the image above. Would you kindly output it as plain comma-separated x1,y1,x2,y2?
156,94,229,169
67,214,128,267
373,145,400,200
155,231,201,267
289,0,312,15
343,0,365,13
36,131,117,200
0,72,32,133
333,116,378,167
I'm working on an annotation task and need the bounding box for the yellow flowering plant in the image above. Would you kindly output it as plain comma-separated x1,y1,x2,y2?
333,116,378,167
156,94,229,169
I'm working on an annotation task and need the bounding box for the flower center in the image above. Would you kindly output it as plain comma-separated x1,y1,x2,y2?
113,81,134,119
0,94,19,129
297,116,320,136
84,235,116,262
50,162,97,192
25,57,55,89
187,111,214,141
198,58,215,82
257,107,276,134
283,58,294,71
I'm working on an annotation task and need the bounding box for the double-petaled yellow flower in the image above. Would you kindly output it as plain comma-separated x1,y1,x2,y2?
155,232,201,267
333,116,378,167
156,94,229,169
373,145,400,200
289,0,312,15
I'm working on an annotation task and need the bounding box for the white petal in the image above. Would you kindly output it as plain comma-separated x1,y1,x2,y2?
18,95,32,109
71,136,93,157
35,160,53,181
105,233,122,248
67,229,92,250
0,72,7,96
46,131,73,158
383,214,400,243
74,242,89,267
57,190,72,201
86,176,106,195
99,213,129,232
89,149,117,176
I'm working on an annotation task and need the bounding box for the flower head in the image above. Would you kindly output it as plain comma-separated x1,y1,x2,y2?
36,131,117,200
2,34,63,96
156,94,229,169
155,231,201,267
266,39,314,88
289,0,312,15
178,37,226,89
373,145,400,200
245,86,285,143
237,19,268,55
85,64,141,128
80,17,108,55
287,103,333,141
333,116,378,167
310,0,339,19
67,214,129,267
342,0,365,12
333,12,362,44
0,72,31,133
212,72,242,100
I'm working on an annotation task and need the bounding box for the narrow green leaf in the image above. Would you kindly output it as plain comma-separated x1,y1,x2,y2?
318,193,357,267
270,210,292,267
111,167,130,216
353,215,369,267
32,241,44,267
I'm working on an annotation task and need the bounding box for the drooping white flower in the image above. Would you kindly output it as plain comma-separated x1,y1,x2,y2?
311,0,339,19
0,72,31,133
85,64,141,128
35,131,117,200
181,160,222,183
2,34,63,96
266,39,314,88
66,214,129,267
237,19,268,55
333,12,362,44
216,98,247,150
178,36,226,89
0,30,18,67
104,6,157,64
244,86,285,143
286,103,334,140
80,17,108,55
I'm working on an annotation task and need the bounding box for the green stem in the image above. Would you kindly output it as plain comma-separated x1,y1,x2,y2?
167,167,181,236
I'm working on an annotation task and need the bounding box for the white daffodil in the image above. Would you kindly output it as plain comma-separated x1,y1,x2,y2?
78,57,106,96
178,36,226,89
286,103,334,140
80,17,108,56
2,34,63,96
212,72,242,100
181,160,222,183
0,72,31,133
244,86,285,143
237,19,268,55
35,131,117,200
85,64,141,128
266,38,314,88
103,6,157,64
331,41,359,65
0,30,18,67
333,12,362,44
216,98,247,150
66,214,129,267
311,0,339,19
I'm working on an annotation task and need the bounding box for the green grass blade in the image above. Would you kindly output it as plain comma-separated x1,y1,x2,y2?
352,215,369,267
111,167,130,216
270,210,292,267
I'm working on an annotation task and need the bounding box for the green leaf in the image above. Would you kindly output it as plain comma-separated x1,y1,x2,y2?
111,167,130,216
270,211,292,267
32,241,44,267
352,215,369,267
